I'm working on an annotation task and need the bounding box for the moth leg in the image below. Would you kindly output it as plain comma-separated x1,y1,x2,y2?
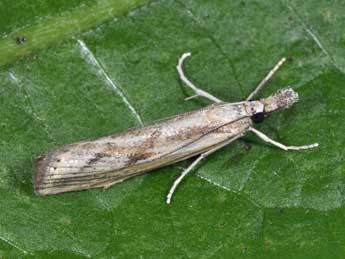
246,57,287,101
166,134,243,204
249,127,319,150
177,52,223,103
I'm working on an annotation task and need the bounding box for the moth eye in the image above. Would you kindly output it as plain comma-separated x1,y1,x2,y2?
251,112,265,124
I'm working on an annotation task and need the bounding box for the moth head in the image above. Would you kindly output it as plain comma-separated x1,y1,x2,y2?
261,88,299,113
245,101,267,124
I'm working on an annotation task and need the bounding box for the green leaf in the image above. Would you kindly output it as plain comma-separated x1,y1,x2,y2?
0,0,344,258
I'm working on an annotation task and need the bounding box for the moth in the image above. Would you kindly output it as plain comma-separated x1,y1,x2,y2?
33,52,318,203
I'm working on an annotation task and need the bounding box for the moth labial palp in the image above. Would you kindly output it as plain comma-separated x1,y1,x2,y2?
32,52,319,205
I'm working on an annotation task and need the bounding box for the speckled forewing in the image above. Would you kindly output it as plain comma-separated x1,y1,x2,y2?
34,102,253,195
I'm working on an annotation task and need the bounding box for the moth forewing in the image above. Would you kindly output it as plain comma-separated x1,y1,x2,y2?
33,102,254,195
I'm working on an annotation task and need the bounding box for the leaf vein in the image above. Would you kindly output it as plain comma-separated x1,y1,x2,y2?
77,39,144,126
0,235,28,255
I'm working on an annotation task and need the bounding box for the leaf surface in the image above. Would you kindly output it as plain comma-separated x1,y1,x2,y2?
0,0,344,258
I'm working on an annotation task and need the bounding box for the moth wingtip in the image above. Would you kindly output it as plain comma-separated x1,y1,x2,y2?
32,155,49,195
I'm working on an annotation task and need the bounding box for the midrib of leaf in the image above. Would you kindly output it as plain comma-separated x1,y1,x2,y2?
0,0,152,66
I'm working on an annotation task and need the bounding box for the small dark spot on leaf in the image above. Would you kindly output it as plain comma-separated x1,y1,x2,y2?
15,36,27,44
288,16,293,21
287,56,293,62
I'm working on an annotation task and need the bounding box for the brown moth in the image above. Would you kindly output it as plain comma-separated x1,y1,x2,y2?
33,53,318,203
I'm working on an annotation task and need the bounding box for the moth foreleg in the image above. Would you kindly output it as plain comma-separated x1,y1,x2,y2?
249,127,319,151
166,134,243,204
246,57,287,101
177,52,223,103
